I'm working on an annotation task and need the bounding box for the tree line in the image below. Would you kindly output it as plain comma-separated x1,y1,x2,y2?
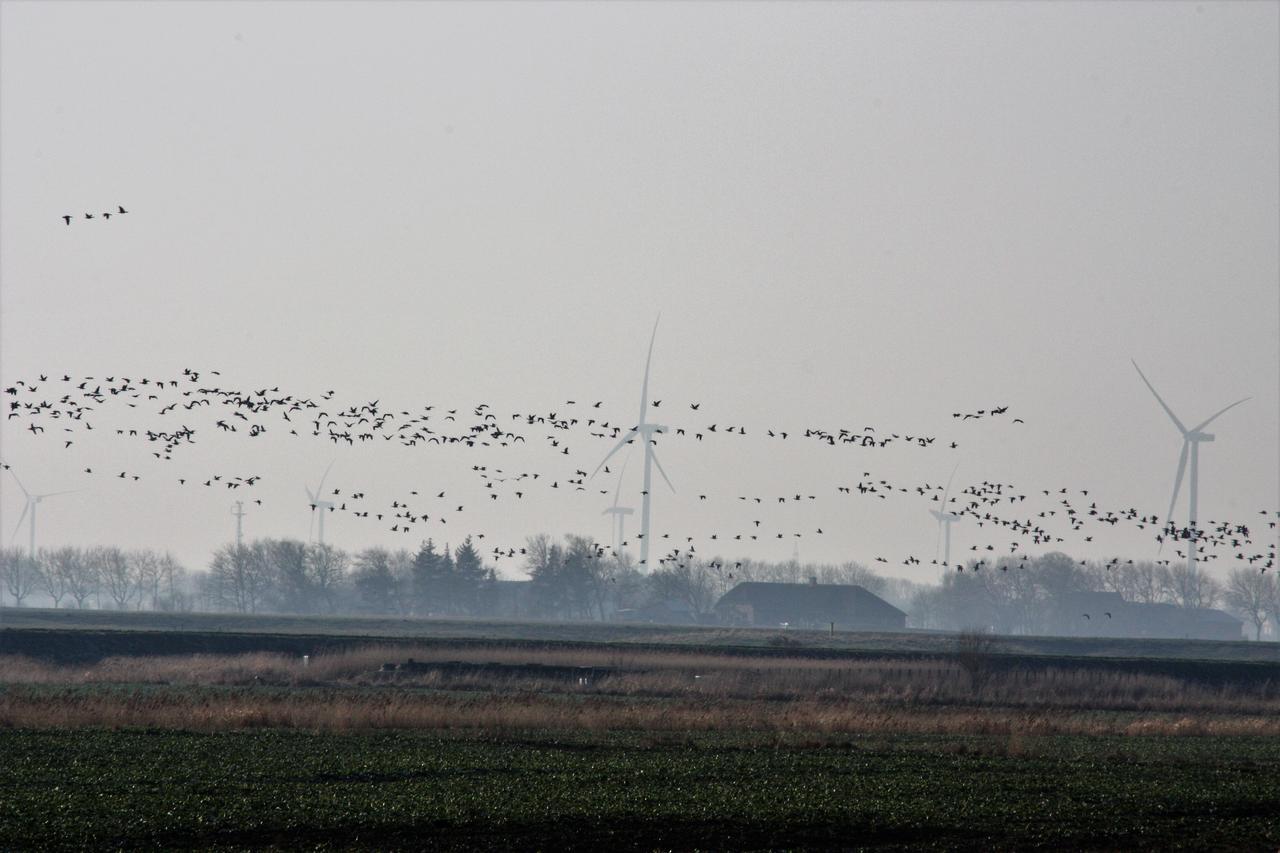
3,540,1277,639
0,546,188,611
910,553,1279,640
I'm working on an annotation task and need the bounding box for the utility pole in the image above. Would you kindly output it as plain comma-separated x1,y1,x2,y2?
232,501,246,550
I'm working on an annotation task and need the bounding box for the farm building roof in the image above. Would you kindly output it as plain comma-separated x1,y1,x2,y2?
715,582,905,624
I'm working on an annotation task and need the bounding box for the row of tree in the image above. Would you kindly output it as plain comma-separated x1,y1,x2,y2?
4,541,1278,639
0,546,189,610
200,537,495,616
909,554,1279,639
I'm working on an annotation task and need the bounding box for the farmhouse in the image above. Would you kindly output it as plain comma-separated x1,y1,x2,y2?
1059,591,1244,641
715,579,906,631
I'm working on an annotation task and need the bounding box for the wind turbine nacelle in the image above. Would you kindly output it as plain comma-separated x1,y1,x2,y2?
1190,432,1214,442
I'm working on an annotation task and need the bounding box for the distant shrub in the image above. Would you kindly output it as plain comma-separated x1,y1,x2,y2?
766,634,803,649
955,628,998,694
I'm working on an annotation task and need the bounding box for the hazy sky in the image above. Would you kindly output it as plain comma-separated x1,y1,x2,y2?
2,1,1277,583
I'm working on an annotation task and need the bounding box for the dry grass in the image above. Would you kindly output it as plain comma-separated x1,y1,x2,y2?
3,645,1278,735
1,687,1276,738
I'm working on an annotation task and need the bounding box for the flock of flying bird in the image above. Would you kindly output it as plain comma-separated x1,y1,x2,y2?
2,367,1275,574
61,205,128,226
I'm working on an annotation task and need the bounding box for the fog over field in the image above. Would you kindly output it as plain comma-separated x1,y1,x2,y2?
1,1,1277,588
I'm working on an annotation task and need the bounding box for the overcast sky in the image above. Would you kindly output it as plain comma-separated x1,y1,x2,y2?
1,1,1277,583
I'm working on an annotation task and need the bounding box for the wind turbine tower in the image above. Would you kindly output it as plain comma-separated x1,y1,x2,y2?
592,317,675,569
1132,360,1249,577
7,470,75,558
930,465,962,572
602,450,635,554
232,501,246,549
305,461,337,546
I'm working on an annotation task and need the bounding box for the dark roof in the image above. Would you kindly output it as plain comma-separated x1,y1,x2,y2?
1064,591,1126,608
716,582,905,622
1188,607,1243,625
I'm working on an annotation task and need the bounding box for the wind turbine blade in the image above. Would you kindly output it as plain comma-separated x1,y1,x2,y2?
650,449,676,494
941,462,959,509
1132,360,1188,435
1167,440,1189,525
37,490,78,499
934,517,943,562
611,445,634,506
6,468,30,500
1190,397,1250,433
591,429,639,479
10,502,29,544
638,315,660,423
316,460,336,495
305,486,316,503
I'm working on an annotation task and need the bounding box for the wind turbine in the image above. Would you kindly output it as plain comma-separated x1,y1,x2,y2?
930,464,962,571
592,317,675,569
602,448,636,554
1132,360,1249,577
6,470,76,557
305,461,336,546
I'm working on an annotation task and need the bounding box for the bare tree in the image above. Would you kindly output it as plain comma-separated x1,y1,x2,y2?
1163,563,1222,610
1,547,42,607
305,543,348,613
52,547,99,609
155,552,189,611
38,548,71,607
649,556,718,618
352,547,399,614
96,546,136,610
208,543,270,613
129,549,163,610
1224,568,1274,640
387,549,415,615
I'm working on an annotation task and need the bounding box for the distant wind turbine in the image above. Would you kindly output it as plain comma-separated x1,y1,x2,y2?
930,464,962,570
6,469,76,557
592,317,674,568
305,461,337,545
1132,360,1249,577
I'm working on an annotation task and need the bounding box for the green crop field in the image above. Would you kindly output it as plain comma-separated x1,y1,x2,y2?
3,611,1279,850
2,729,1278,851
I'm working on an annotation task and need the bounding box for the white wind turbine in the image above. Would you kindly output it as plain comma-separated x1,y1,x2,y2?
7,469,77,557
305,461,337,546
1132,360,1249,577
592,317,675,569
602,447,636,554
930,464,962,571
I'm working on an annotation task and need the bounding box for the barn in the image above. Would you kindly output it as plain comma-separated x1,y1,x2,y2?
714,580,907,631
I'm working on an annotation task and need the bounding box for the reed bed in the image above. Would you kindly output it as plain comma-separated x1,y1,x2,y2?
3,644,1278,734
1,687,1276,738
